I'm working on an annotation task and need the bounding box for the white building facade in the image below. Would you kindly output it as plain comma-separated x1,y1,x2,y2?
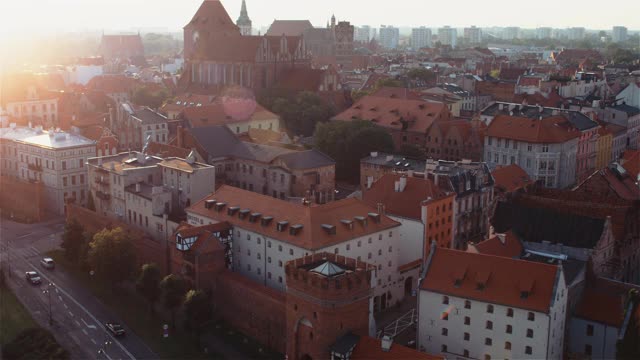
412,27,432,49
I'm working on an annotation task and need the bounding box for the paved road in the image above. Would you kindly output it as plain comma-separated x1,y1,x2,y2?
1,217,158,360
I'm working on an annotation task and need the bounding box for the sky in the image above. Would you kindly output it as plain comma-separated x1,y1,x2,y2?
1,0,639,37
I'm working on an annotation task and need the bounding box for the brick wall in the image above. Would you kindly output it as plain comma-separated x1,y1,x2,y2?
215,271,287,353
0,176,44,221
66,204,169,273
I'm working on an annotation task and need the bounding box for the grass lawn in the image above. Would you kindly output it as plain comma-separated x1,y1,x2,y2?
0,282,38,345
47,250,220,359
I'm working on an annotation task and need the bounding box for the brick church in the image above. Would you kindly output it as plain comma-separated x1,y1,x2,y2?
181,0,312,93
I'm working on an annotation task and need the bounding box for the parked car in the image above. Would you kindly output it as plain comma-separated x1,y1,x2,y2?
40,257,55,270
25,271,42,285
105,322,125,336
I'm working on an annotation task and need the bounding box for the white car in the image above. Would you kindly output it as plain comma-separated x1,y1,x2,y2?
25,271,42,285
40,258,55,270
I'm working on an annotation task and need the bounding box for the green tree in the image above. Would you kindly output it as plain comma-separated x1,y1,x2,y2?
136,263,162,314
2,327,69,360
315,120,394,183
183,290,212,346
399,144,426,160
87,227,136,289
132,86,170,109
160,274,188,328
267,91,334,137
61,219,85,265
375,78,404,89
406,68,436,83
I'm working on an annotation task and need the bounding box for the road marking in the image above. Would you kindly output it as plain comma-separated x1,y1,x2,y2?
30,246,39,254
63,303,68,309
68,311,74,317
91,338,97,345
58,295,63,301
25,260,136,360
81,318,97,330
18,232,32,238
75,320,81,327
82,329,88,336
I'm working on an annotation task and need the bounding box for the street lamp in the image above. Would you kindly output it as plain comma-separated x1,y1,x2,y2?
42,283,55,326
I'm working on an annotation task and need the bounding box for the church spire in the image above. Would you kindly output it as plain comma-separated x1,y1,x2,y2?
236,0,252,36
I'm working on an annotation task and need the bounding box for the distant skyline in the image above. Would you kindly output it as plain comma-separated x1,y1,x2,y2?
1,0,639,38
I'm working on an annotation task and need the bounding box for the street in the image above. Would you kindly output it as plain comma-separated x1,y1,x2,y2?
0,217,158,360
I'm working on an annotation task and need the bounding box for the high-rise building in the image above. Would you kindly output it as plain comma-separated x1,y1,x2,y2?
464,26,482,44
438,26,457,48
379,25,400,49
354,25,371,43
568,27,585,40
502,27,520,40
536,27,552,39
236,0,252,36
612,26,628,43
411,27,432,49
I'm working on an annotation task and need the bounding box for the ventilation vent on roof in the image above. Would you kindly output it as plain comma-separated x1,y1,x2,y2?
204,199,216,209
321,224,337,235
354,216,368,227
290,224,303,235
238,209,250,219
340,219,354,230
215,202,226,212
277,221,289,232
249,212,262,223
368,212,381,223
520,291,529,299
227,206,240,216
261,216,273,227
476,282,486,291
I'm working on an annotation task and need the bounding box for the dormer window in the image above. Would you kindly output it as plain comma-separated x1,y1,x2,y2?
215,202,226,212
322,224,336,235
238,209,250,219
227,206,240,216
204,199,216,209
354,216,368,227
249,213,262,223
290,224,303,235
277,221,289,232
340,219,353,230
261,216,273,227
368,212,381,224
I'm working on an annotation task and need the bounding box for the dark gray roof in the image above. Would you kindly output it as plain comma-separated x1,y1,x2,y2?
277,150,335,169
233,142,295,163
612,104,640,117
492,201,605,249
482,102,598,131
329,332,360,355
361,153,426,172
189,126,241,158
563,111,598,131
133,108,168,124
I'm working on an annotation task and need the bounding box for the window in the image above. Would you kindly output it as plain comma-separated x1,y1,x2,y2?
79,159,84,168
528,312,535,321
62,161,66,170
463,350,469,357
278,276,283,283
526,329,533,338
586,324,594,336
441,328,448,336
71,176,76,185
441,344,447,352
506,324,512,334
442,296,449,304
525,346,532,355
278,260,283,267
527,144,532,152
464,300,471,309
585,344,592,356
542,144,549,152
505,341,511,350
464,316,470,325
486,320,493,330
485,338,492,346
487,304,494,313
289,249,294,256
464,332,470,341
80,175,85,184
507,308,514,317
63,177,67,186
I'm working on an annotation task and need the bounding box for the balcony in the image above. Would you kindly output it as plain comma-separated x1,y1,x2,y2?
28,163,43,172
94,176,110,186
95,191,111,201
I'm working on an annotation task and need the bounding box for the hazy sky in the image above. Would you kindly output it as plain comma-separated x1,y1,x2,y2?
1,0,639,36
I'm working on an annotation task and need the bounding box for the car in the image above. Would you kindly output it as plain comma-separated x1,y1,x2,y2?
25,271,42,285
105,322,125,336
40,258,55,270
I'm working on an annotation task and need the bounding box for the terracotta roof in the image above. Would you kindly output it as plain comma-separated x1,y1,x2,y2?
370,87,423,101
182,100,277,128
512,92,567,108
487,114,580,144
622,150,639,178
161,93,216,113
192,33,262,62
184,0,240,35
332,95,449,134
467,231,523,258
491,164,532,193
187,185,400,250
574,277,640,327
351,336,444,360
146,142,191,159
421,248,560,313
266,20,313,36
276,68,326,92
363,174,450,220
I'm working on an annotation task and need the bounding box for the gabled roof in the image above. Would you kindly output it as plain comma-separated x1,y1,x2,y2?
275,150,335,170
467,231,523,258
275,68,326,92
370,86,423,101
574,277,640,328
184,0,240,35
363,174,450,220
187,185,400,250
491,164,532,193
487,114,580,144
266,20,313,36
622,150,639,178
182,101,277,128
421,248,560,313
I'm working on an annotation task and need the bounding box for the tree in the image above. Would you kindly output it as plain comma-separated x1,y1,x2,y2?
315,120,394,183
160,274,188,328
2,327,69,360
87,227,136,289
399,144,426,160
132,86,170,109
61,219,85,265
375,77,404,89
183,290,212,347
406,68,436,83
264,91,334,137
136,263,161,314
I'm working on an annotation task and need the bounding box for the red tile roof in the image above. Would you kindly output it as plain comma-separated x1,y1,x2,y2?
574,277,640,327
275,68,327,92
332,95,449,134
184,0,240,35
491,164,532,193
487,114,580,144
421,248,560,313
351,336,444,360
266,20,313,36
187,185,400,250
182,100,278,128
467,231,523,258
622,150,639,178
370,87,423,101
363,174,451,221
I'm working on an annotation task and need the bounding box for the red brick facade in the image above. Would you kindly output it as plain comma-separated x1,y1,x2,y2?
0,176,44,221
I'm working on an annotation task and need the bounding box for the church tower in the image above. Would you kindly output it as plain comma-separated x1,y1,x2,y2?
236,0,252,36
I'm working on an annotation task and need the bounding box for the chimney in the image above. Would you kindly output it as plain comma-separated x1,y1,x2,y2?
135,183,141,193
386,155,394,162
376,202,385,215
394,180,400,192
367,176,373,189
381,336,393,352
399,176,407,192
370,151,378,158
177,126,184,148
